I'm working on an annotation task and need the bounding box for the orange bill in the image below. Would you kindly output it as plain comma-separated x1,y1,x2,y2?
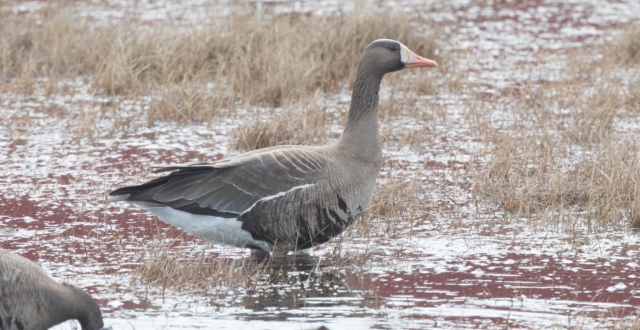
405,50,438,68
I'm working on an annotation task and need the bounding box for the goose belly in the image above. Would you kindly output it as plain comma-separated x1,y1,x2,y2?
145,206,272,251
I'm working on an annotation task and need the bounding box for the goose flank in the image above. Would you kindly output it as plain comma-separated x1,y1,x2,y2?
0,249,105,330
109,39,437,255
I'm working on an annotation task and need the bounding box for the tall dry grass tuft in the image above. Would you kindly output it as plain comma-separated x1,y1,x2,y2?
612,26,640,65
229,99,330,151
358,164,425,238
367,177,417,220
582,139,640,229
475,130,640,229
147,81,233,124
567,89,621,144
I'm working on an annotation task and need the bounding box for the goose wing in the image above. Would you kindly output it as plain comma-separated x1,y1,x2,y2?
109,147,327,217
150,145,302,173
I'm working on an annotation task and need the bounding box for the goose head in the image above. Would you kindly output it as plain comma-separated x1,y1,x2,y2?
62,283,107,330
359,39,438,77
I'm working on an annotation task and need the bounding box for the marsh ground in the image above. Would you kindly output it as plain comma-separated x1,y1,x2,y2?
1,0,640,329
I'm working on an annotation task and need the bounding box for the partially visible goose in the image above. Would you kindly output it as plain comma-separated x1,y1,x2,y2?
0,249,106,330
109,39,437,256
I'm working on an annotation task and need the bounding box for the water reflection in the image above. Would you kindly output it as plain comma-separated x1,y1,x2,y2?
237,255,382,321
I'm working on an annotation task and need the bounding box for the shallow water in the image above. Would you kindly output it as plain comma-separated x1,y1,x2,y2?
2,0,640,329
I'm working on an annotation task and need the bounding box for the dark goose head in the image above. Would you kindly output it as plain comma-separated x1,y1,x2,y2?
346,39,437,123
357,39,437,79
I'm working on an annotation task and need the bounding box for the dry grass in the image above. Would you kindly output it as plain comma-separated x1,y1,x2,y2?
474,129,640,229
130,240,269,292
567,90,621,144
616,314,640,330
1,2,438,115
147,81,233,124
229,96,331,151
366,172,422,220
611,27,640,65
472,27,640,230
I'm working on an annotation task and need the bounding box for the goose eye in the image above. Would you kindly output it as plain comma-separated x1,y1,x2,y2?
388,45,398,51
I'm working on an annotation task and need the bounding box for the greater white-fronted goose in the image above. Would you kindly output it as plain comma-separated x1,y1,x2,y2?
0,249,106,330
109,39,437,256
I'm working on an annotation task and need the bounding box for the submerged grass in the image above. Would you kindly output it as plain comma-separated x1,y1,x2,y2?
130,240,269,292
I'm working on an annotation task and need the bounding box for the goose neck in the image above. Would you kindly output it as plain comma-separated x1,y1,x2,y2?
345,68,383,124
337,67,384,163
55,284,104,330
